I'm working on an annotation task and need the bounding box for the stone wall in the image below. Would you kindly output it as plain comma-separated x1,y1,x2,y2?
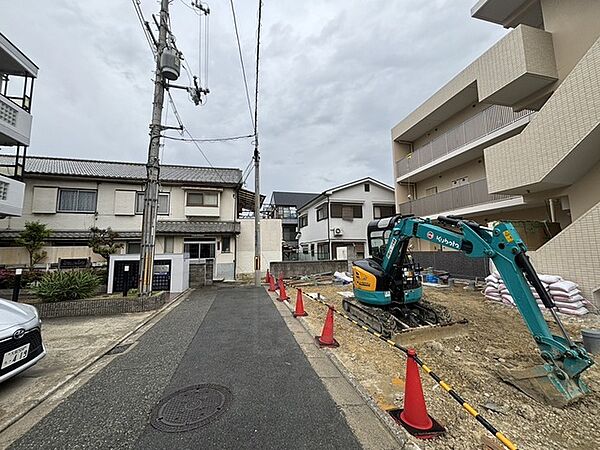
31,291,169,318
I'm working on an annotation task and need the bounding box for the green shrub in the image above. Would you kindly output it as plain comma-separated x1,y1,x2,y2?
32,270,101,302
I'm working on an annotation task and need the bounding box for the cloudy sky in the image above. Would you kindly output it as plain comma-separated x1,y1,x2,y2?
1,0,506,197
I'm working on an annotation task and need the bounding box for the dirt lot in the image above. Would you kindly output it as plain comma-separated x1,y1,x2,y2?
291,282,600,450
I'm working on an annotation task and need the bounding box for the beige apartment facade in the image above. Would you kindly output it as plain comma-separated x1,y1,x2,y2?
0,155,281,279
392,0,600,304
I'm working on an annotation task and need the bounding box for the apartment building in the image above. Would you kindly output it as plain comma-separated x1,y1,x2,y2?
392,0,600,303
0,155,281,280
267,191,318,260
297,177,395,261
0,32,37,217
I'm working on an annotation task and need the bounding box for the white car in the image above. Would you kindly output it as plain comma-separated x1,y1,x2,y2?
0,298,46,383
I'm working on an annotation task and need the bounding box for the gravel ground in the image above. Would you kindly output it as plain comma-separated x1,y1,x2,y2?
291,282,600,450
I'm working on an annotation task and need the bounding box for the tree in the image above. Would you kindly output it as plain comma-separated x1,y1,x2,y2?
88,227,123,261
16,221,52,269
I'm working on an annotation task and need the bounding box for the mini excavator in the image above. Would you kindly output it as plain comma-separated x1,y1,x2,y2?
348,214,594,405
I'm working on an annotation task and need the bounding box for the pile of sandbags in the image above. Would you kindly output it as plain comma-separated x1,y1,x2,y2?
483,272,590,316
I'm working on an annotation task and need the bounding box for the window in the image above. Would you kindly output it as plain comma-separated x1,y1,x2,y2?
310,244,315,257
301,244,309,255
316,205,328,221
276,206,297,219
135,192,170,215
57,189,97,213
373,205,395,219
186,192,218,207
184,241,216,259
364,183,370,192
221,237,231,253
331,203,362,219
299,214,308,228
317,243,330,260
127,242,141,254
283,227,297,241
425,186,438,196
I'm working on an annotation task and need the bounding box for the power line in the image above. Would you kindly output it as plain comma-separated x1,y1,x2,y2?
229,0,255,130
163,134,253,143
131,0,157,56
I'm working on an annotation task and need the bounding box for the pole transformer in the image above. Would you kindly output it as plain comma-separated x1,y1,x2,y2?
139,0,169,296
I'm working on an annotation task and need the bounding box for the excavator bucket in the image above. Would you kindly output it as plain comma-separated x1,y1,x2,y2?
498,364,590,408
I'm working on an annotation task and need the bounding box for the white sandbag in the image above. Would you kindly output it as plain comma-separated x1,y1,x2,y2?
484,286,499,295
538,274,562,284
485,294,502,302
549,290,581,300
485,274,499,284
486,281,499,290
554,300,585,310
500,289,509,295
498,283,506,291
549,280,578,293
550,292,584,302
501,294,515,305
558,307,588,316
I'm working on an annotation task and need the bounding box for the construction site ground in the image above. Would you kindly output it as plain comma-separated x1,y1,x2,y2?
291,282,600,450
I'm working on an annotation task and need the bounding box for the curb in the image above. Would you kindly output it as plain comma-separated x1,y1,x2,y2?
266,287,418,450
0,289,193,435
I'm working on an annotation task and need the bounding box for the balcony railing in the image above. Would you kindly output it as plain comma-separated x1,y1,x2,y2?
396,105,534,178
397,178,515,216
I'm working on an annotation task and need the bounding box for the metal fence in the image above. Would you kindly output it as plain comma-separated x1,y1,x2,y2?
398,178,514,216
396,105,533,177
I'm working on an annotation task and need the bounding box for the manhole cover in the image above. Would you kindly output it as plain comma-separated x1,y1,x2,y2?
150,384,232,433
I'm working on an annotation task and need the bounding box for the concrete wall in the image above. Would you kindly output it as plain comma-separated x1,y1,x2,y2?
270,259,348,278
236,218,282,276
530,200,600,307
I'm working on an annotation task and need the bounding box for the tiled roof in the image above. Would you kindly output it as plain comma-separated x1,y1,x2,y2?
0,221,240,240
156,221,240,234
0,155,242,186
0,230,141,240
270,191,319,208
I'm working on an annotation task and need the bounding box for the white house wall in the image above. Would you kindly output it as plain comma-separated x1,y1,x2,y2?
236,218,282,275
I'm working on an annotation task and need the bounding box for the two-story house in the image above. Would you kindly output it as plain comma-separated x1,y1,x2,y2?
267,191,318,260
0,31,37,218
297,177,395,261
0,155,281,280
391,0,600,304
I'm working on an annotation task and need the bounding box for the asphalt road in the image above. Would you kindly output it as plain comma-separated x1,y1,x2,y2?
9,286,362,449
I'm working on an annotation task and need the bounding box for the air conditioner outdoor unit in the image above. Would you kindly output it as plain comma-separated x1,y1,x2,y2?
333,227,343,236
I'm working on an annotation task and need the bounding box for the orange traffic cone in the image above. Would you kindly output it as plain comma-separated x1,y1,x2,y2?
293,288,308,318
277,277,289,301
315,306,339,347
264,269,270,284
389,348,445,438
268,273,277,292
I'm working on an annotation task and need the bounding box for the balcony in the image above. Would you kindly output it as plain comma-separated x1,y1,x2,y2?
0,93,32,146
397,178,518,217
396,105,534,181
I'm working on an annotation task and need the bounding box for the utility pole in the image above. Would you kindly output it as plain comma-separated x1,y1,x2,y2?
253,0,263,287
139,0,169,296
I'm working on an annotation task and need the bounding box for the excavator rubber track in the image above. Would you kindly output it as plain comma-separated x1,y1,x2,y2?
342,297,454,338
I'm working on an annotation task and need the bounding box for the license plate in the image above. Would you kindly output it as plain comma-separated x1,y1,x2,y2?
1,343,30,370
